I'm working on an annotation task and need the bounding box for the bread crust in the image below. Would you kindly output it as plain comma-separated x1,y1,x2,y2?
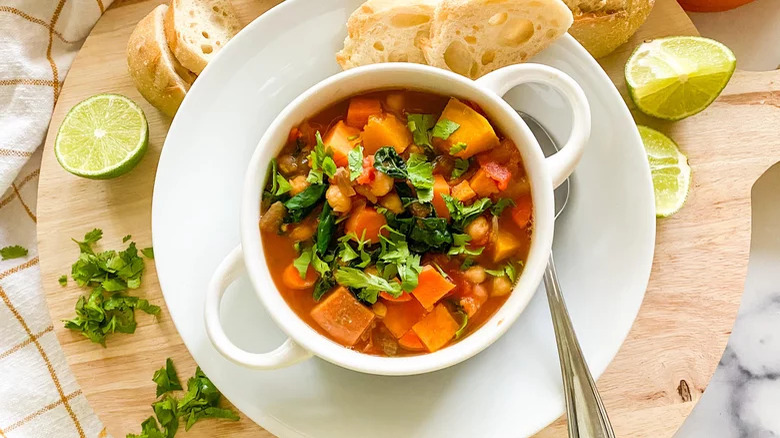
569,0,655,58
127,4,194,117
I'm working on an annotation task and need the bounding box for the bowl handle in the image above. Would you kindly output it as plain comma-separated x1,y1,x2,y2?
205,246,313,369
476,64,591,189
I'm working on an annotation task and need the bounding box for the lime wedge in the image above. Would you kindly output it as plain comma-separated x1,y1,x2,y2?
55,94,148,179
638,126,690,217
626,36,736,121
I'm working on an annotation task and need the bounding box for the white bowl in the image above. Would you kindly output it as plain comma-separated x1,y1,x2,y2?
204,62,590,376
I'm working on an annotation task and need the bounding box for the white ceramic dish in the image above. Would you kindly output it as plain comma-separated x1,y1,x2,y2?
204,62,591,375
152,0,655,435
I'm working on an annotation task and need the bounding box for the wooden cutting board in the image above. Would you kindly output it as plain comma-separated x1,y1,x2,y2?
36,0,780,436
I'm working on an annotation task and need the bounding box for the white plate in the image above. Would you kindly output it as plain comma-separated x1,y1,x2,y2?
152,1,656,436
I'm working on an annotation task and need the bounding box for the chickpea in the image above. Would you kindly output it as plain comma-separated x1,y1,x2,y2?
277,154,298,175
326,184,352,213
465,216,490,245
491,275,513,297
289,175,309,196
370,171,394,197
288,224,316,242
379,192,404,214
464,266,486,284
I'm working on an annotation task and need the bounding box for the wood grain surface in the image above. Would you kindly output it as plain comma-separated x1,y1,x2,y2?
36,0,780,437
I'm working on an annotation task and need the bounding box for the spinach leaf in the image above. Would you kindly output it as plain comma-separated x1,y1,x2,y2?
373,147,407,178
334,267,403,303
316,203,335,255
491,198,515,216
442,195,492,230
408,217,452,253
283,184,326,223
313,272,335,301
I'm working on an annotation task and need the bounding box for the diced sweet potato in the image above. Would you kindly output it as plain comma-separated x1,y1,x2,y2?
383,298,426,338
412,304,459,352
398,330,426,351
492,229,522,262
310,287,375,346
361,113,412,155
451,180,476,202
511,195,533,228
432,175,451,220
323,120,361,167
434,98,499,159
411,265,456,310
344,205,387,244
346,97,382,128
470,168,500,197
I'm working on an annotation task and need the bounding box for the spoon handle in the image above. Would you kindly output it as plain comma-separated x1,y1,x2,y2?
544,254,615,438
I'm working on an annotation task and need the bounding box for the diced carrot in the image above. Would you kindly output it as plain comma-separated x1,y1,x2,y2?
310,287,376,346
431,175,451,220
411,265,456,310
282,263,317,290
380,291,413,302
493,229,522,263
451,180,476,202
398,330,426,351
511,195,533,228
322,120,361,167
470,168,500,197
434,98,499,159
344,205,387,244
346,97,383,128
361,113,412,155
383,298,426,338
412,304,460,352
482,162,512,190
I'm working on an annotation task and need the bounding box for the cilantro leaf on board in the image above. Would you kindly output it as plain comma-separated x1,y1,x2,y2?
58,275,67,286
178,367,240,431
0,245,28,260
142,247,155,259
153,358,183,397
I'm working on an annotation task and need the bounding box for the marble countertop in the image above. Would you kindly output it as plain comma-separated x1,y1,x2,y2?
662,1,780,435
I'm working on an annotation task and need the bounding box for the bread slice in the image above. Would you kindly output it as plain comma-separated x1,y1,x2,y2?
566,0,655,58
164,0,242,74
336,0,439,70
127,4,197,118
422,0,574,79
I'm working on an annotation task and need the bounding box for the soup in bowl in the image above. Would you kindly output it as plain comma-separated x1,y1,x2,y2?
205,63,590,375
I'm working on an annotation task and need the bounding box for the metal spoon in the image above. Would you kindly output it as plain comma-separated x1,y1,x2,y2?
520,112,615,438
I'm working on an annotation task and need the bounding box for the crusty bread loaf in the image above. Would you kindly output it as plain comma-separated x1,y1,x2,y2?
164,0,242,74
336,0,439,69
565,0,655,58
421,0,573,79
127,4,197,118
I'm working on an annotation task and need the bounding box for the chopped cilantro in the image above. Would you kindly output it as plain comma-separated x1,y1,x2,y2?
378,225,422,291
292,247,312,279
373,147,407,179
491,198,515,216
334,267,403,303
153,358,183,397
442,195,493,230
460,257,477,270
432,118,460,140
58,275,67,286
406,153,434,202
485,261,521,282
123,235,132,243
347,145,364,181
448,234,484,257
142,247,155,259
275,174,292,196
0,245,28,260
454,309,468,339
127,416,166,438
152,395,179,437
177,367,239,431
449,142,467,155
451,158,470,179
407,114,436,148
306,132,337,184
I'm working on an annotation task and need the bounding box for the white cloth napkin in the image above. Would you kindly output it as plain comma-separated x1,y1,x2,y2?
0,0,113,437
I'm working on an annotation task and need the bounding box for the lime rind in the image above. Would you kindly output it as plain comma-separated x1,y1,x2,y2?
626,36,736,121
55,93,148,179
637,125,691,217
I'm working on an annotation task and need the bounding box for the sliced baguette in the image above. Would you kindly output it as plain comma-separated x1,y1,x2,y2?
164,0,242,74
336,0,439,70
127,4,197,118
566,0,655,58
422,0,573,79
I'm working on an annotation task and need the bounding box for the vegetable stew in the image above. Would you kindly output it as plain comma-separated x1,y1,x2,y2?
259,90,533,356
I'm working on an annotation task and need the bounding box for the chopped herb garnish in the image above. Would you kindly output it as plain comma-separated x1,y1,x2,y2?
127,416,166,438
292,247,312,279
406,153,434,202
442,195,493,230
454,309,468,339
316,203,335,255
313,272,336,301
448,234,484,257
153,358,183,397
275,174,292,196
306,132,337,184
58,275,67,286
460,257,477,270
449,142,467,155
378,225,422,291
485,261,520,282
451,158,470,179
177,367,240,431
0,245,28,260
407,114,436,148
283,184,326,223
123,235,132,243
142,247,155,259
347,145,364,181
151,395,179,437
491,198,515,216
334,267,403,303
373,147,408,179
432,118,460,140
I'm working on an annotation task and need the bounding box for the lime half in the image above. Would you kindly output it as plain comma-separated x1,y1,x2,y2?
638,126,690,217
55,94,148,179
626,36,736,121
